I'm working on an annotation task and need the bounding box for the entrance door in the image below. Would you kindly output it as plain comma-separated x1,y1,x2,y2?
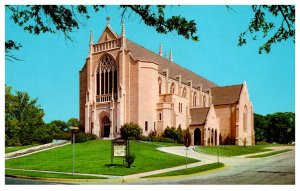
194,128,201,145
104,125,110,137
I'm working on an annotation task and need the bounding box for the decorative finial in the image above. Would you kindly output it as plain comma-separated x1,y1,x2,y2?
159,43,162,56
89,30,93,45
121,20,126,37
106,16,111,26
169,49,173,61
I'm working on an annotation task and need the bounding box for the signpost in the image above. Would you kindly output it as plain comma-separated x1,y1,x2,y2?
70,126,79,176
111,138,128,166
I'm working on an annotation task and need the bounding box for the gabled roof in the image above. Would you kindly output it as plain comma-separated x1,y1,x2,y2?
211,84,243,105
190,107,210,125
126,39,218,90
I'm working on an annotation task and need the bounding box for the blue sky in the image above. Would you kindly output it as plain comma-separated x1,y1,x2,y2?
5,5,295,123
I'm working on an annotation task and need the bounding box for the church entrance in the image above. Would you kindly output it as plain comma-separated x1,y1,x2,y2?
102,116,110,138
194,128,201,145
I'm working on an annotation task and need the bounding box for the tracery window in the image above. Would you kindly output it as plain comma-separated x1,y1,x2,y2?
170,83,175,94
182,87,187,98
96,54,118,95
193,92,197,106
243,105,247,132
203,95,206,107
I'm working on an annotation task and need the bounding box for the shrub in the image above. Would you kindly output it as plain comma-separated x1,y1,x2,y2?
32,127,53,144
162,126,182,143
75,132,97,143
120,122,142,140
125,153,135,168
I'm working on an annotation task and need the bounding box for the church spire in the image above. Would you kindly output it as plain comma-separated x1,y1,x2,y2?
169,49,173,61
121,19,126,49
159,43,163,56
89,30,93,45
121,19,126,37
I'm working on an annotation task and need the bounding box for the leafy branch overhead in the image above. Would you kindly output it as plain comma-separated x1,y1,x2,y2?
5,5,198,60
238,5,295,54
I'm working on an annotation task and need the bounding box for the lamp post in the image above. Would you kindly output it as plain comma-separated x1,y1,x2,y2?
70,126,79,176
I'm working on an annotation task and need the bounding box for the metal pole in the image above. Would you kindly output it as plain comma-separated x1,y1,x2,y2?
72,132,75,175
185,147,188,172
217,144,220,165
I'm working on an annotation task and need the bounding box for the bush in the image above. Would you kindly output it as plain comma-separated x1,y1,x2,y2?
125,153,135,168
162,126,182,143
120,122,142,140
32,127,53,144
75,132,97,143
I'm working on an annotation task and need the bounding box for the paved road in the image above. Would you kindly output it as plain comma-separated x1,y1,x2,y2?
5,176,70,185
126,148,295,185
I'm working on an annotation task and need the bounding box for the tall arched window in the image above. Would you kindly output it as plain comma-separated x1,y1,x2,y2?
96,54,118,96
203,95,206,107
170,83,175,94
182,87,187,98
145,121,148,132
158,78,162,94
193,92,197,106
243,105,247,132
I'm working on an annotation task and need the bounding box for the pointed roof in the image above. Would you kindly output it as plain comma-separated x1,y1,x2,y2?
190,107,210,125
211,84,243,105
97,26,119,43
126,39,218,90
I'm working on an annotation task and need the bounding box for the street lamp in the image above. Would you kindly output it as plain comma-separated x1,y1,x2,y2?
70,126,79,176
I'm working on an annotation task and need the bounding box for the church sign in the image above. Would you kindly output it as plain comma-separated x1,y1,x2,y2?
113,144,126,157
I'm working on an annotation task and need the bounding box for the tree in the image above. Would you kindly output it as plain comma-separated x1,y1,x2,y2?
238,5,295,54
5,85,45,145
5,5,295,60
49,120,69,132
120,122,142,140
5,5,198,61
254,113,269,142
67,118,80,128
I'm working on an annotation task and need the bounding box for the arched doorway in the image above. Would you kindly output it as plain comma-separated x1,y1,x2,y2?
194,128,201,145
102,116,110,138
215,129,218,145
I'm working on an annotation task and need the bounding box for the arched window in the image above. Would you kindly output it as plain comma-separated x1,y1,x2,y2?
182,87,187,98
145,121,148,132
170,83,175,94
193,92,197,106
203,95,206,107
243,105,247,132
96,54,118,96
158,78,162,94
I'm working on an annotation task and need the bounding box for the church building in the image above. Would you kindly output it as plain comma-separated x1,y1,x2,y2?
79,19,255,146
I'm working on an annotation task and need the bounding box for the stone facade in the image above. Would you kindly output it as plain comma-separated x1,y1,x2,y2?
79,21,255,146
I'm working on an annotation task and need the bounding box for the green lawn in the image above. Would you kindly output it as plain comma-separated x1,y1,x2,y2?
5,144,39,153
5,169,105,179
6,140,198,176
194,145,274,157
144,162,224,178
246,149,292,158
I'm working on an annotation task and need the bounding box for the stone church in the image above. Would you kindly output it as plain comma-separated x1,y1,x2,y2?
79,20,255,146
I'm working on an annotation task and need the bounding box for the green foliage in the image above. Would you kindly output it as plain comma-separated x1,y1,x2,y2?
5,5,198,61
5,85,45,146
183,128,192,147
120,122,142,140
162,126,183,143
67,118,80,128
49,120,69,132
238,5,295,54
32,126,53,144
254,112,295,144
125,153,135,168
75,132,97,143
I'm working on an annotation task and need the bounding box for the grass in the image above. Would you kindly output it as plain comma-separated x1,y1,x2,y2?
5,144,39,153
194,145,273,157
194,144,294,157
246,149,292,158
5,169,105,179
5,140,198,177
144,162,224,178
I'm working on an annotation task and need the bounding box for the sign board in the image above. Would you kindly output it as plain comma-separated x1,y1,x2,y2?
113,145,126,157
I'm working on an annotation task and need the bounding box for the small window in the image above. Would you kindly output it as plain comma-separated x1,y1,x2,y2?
154,122,156,131
145,121,148,131
178,102,181,112
159,113,162,121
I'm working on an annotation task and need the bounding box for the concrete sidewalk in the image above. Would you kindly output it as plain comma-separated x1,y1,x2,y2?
5,141,70,160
